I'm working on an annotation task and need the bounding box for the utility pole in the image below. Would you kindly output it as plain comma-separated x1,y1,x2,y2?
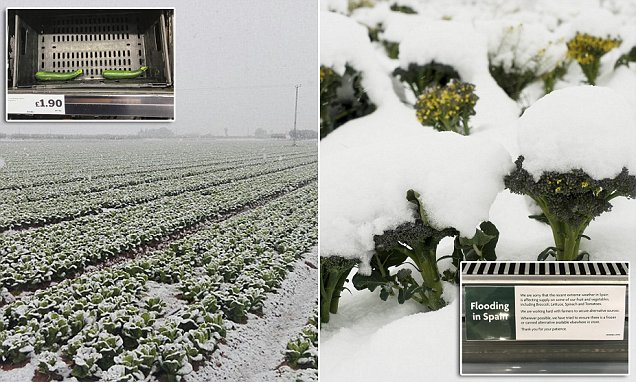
292,84,301,146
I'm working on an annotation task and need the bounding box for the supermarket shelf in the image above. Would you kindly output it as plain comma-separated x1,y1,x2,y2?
7,90,174,119
461,320,628,374
65,94,173,118
462,361,628,375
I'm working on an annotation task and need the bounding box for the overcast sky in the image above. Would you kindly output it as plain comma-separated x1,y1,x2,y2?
1,0,317,135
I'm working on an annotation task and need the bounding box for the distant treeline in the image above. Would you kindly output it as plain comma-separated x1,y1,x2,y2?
0,127,319,140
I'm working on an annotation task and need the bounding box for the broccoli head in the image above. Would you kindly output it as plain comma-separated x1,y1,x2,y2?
505,155,636,260
374,221,458,253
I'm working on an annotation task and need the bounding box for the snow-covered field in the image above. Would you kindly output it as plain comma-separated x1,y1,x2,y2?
320,0,636,380
186,247,318,382
0,140,318,381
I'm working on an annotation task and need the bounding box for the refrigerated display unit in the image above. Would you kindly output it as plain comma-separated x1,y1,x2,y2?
461,261,629,375
7,8,174,120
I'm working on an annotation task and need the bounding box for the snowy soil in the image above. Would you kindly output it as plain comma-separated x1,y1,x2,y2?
0,359,36,382
146,281,188,325
185,247,318,382
0,249,317,382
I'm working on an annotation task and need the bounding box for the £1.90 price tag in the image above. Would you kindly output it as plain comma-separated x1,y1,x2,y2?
7,94,66,115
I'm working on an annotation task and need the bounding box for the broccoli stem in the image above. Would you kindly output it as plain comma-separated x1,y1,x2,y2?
421,242,445,310
535,196,591,261
581,60,600,85
542,70,559,94
406,239,445,311
461,117,470,136
320,270,337,323
330,271,350,314
320,258,355,323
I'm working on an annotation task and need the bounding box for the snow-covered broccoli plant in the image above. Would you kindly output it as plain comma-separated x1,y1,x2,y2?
414,80,478,135
353,190,500,310
443,221,500,284
566,33,621,85
321,11,389,139
506,86,636,261
390,3,417,14
506,157,636,261
353,190,457,310
487,23,566,100
320,124,511,321
320,65,376,139
541,63,567,94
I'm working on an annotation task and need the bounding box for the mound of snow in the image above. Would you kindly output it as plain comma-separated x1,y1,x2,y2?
517,85,636,179
398,21,490,80
562,8,622,40
601,67,636,121
320,107,512,271
321,301,459,382
368,10,439,44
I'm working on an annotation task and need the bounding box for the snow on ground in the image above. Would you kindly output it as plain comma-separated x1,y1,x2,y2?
0,358,36,382
320,0,636,380
145,281,187,325
186,247,318,382
518,85,636,180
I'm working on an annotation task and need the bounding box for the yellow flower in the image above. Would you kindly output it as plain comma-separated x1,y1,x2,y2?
414,80,478,134
566,33,621,64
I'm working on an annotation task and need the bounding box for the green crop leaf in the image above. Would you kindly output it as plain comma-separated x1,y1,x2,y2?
537,246,557,261
351,269,386,292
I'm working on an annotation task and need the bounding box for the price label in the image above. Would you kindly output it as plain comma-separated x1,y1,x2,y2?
7,94,66,115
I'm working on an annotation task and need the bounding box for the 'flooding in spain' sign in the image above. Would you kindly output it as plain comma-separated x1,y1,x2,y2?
465,285,626,341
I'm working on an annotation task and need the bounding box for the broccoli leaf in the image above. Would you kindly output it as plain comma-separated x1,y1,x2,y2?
406,189,428,224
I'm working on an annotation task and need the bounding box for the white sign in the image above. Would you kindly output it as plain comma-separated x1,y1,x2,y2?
514,285,626,341
7,94,66,115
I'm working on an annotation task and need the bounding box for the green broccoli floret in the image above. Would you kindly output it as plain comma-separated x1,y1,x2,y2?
320,256,357,323
505,156,636,260
374,221,456,252
350,190,459,311
368,220,457,310
393,62,461,99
